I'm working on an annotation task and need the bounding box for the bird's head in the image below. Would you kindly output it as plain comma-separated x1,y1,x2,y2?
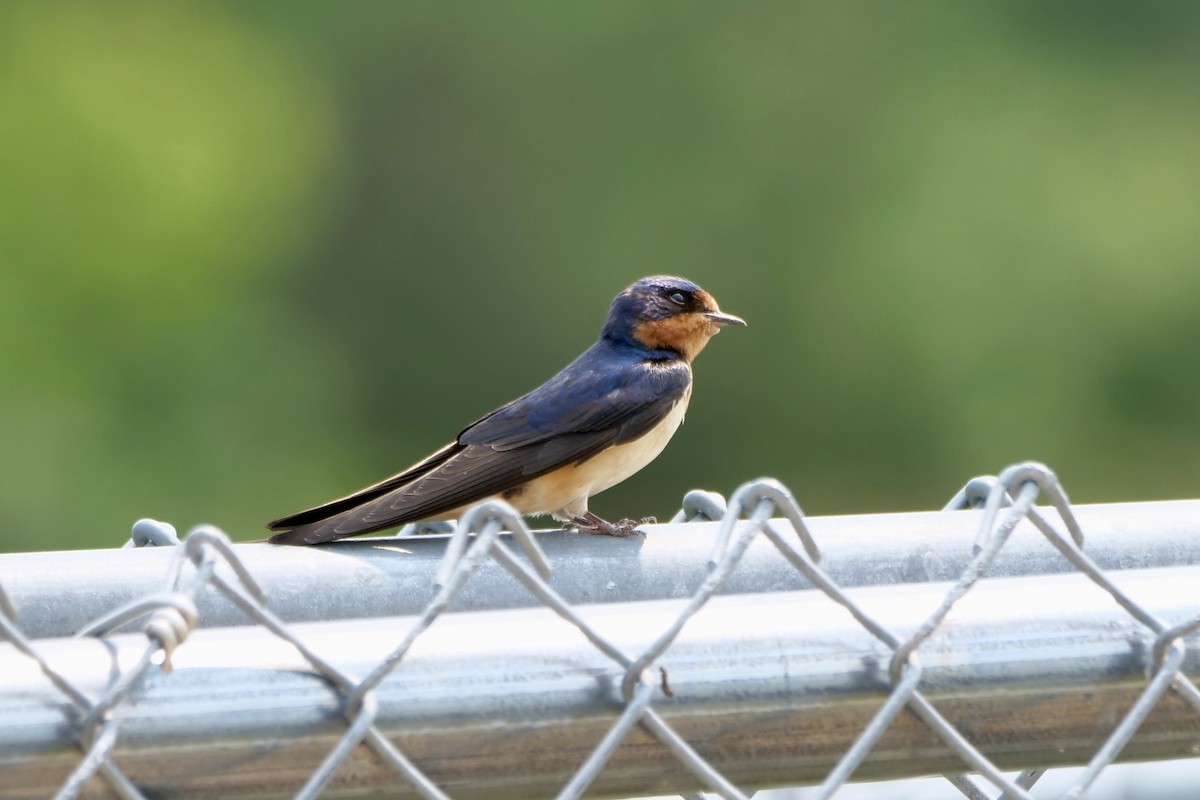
601,276,746,362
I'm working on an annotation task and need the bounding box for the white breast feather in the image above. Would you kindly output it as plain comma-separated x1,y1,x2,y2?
509,384,693,519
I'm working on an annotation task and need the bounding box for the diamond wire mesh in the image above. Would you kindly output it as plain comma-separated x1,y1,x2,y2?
2,460,1200,800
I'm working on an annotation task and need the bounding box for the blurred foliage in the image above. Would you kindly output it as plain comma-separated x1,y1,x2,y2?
2,2,1200,552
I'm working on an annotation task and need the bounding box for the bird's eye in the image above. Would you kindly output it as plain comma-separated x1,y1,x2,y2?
668,291,688,306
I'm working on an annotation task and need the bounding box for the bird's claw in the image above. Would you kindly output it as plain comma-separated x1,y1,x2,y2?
571,514,654,537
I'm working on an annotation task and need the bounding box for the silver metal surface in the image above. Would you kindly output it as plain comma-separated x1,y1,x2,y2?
3,564,1200,799
5,498,1200,639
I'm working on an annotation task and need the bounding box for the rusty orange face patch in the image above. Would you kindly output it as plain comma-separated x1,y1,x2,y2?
632,313,722,361
693,289,718,313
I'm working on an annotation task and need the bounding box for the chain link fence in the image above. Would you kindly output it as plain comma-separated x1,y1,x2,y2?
2,461,1200,799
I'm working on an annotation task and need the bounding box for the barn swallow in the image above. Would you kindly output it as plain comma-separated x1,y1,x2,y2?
267,276,745,545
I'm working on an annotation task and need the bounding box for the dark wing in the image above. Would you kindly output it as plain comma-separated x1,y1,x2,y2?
268,347,690,545
265,441,459,531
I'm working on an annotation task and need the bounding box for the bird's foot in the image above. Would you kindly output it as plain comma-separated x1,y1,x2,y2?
571,512,655,537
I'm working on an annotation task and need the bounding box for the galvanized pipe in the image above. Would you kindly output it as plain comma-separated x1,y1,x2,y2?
3,564,1200,799
4,499,1200,638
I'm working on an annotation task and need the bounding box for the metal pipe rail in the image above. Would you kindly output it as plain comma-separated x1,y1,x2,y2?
5,499,1200,638
4,564,1200,799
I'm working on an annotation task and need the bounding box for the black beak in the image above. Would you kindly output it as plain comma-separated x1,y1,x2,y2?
704,311,746,327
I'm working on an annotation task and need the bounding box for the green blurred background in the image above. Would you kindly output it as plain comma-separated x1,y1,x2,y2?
3,2,1199,552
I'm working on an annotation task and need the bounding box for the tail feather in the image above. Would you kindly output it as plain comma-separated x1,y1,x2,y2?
266,442,461,545
267,509,396,546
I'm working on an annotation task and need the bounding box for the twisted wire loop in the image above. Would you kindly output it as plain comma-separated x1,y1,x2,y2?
669,489,729,523
1,575,148,799
942,475,1004,511
123,518,181,548
2,461,1200,799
